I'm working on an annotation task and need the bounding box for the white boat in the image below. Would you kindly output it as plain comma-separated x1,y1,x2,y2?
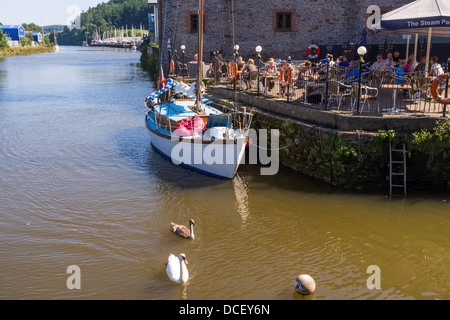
145,79,253,178
53,30,59,51
145,0,253,179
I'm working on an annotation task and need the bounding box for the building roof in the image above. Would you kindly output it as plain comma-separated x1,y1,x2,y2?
0,25,24,29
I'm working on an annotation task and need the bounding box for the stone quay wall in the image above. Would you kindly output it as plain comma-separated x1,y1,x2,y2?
205,86,450,191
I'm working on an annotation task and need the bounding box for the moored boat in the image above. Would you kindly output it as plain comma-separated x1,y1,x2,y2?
145,79,253,179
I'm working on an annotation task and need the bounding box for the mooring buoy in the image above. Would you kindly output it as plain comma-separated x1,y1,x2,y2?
294,274,316,295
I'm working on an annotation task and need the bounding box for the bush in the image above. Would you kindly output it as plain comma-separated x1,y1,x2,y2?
0,29,9,49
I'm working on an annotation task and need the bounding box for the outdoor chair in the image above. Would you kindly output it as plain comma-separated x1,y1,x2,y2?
177,62,188,77
243,71,259,91
392,75,413,99
381,67,396,84
321,79,351,111
351,82,379,113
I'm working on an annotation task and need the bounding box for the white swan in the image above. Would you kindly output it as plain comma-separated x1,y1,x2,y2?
166,253,189,284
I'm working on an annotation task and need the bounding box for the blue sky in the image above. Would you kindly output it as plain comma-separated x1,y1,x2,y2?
0,0,105,26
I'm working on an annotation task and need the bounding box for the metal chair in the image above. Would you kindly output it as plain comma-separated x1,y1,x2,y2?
351,82,379,113
243,70,258,90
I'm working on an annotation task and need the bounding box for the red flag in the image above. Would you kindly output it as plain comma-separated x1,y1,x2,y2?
160,65,166,87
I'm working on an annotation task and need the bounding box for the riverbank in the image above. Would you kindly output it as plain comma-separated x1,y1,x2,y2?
139,43,159,83
0,46,55,58
204,85,450,191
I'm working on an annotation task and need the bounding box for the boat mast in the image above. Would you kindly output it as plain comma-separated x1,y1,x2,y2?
196,0,204,111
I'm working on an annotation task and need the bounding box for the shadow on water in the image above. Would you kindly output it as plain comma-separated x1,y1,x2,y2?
145,144,228,190
111,125,226,189
0,69,6,88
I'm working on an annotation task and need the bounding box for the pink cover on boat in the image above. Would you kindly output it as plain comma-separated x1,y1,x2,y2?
174,115,205,136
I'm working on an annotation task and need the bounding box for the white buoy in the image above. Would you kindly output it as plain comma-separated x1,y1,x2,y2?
294,274,316,295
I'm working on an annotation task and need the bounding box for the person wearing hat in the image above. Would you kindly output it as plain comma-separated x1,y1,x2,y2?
264,58,277,92
242,58,258,89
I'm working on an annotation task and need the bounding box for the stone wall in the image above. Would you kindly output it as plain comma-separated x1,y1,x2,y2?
203,87,450,191
159,0,412,65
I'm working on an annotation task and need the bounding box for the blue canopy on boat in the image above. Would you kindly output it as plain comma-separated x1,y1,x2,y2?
148,78,178,100
147,78,212,105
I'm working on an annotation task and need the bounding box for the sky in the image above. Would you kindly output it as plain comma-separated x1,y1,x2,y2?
0,0,106,26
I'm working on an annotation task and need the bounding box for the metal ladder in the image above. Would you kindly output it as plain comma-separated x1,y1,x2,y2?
389,142,407,196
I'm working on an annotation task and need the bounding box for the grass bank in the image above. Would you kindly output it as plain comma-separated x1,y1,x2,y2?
0,46,55,58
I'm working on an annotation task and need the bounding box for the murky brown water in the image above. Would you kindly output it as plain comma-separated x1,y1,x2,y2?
0,47,449,300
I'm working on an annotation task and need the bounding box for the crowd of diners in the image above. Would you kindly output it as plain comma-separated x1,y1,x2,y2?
205,50,446,96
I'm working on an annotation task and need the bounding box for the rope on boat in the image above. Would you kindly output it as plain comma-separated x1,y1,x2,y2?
249,125,320,151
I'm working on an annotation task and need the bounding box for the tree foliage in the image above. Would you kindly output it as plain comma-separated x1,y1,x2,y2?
22,23,44,33
0,29,9,49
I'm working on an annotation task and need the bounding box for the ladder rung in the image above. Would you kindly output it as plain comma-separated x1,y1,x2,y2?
391,149,406,152
392,161,404,163
392,184,404,187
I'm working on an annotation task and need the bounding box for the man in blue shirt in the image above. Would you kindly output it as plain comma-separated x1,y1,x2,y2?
338,56,349,68
344,61,359,84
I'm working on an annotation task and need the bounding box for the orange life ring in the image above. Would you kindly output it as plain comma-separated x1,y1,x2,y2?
306,44,320,59
280,63,293,87
169,59,175,75
430,73,450,105
227,61,237,81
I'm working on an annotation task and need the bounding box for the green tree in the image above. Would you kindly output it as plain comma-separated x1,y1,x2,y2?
0,29,9,49
20,33,33,46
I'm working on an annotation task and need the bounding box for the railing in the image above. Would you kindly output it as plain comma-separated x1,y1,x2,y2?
215,59,449,116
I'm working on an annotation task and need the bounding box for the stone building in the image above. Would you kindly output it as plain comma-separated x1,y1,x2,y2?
157,0,413,64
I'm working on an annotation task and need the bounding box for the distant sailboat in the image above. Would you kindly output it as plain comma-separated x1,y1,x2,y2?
53,30,60,51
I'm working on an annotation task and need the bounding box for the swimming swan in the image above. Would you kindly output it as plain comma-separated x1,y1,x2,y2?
166,253,189,284
170,219,197,239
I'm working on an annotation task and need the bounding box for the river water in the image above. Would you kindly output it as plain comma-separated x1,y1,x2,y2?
0,46,449,300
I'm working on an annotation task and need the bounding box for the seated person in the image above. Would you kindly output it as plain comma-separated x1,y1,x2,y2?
338,56,349,68
414,56,430,75
319,54,335,72
295,61,313,88
385,53,395,68
393,51,401,67
404,57,414,76
343,61,359,84
264,58,277,91
193,54,198,62
241,59,258,89
236,56,245,79
429,56,444,77
395,60,407,84
368,54,386,80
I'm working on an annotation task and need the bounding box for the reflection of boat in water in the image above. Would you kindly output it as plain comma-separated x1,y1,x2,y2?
145,80,253,179
144,0,252,179
232,173,250,225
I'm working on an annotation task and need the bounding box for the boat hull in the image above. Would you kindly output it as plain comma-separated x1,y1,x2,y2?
146,120,246,179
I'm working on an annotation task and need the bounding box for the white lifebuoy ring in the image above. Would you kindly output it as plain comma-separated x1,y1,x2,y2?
306,44,320,59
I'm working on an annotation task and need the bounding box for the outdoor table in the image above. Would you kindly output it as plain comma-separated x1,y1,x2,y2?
260,73,278,95
381,83,410,115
